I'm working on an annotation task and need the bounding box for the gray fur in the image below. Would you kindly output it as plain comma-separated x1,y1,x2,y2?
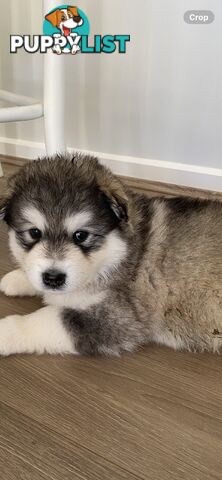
1,153,222,355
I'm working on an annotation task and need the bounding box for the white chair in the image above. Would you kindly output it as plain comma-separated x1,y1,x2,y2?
0,0,66,177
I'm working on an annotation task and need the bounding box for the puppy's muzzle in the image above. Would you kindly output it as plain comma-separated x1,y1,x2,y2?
42,269,66,289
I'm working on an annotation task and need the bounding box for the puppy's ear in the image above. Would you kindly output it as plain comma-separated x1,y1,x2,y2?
103,192,128,222
97,172,128,222
0,196,8,221
45,9,59,27
68,6,82,22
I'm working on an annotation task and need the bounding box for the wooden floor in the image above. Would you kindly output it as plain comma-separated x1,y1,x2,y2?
0,159,222,480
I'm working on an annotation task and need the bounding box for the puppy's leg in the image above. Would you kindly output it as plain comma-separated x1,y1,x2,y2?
0,269,37,297
0,306,76,356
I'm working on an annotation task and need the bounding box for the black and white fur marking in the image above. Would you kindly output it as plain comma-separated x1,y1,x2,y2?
0,153,222,356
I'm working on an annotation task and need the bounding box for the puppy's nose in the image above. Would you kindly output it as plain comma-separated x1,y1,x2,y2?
42,269,66,289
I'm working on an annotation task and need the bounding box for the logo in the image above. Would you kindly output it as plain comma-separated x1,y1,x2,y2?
10,5,130,55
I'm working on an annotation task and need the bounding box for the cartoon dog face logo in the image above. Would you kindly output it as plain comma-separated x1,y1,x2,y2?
45,6,83,36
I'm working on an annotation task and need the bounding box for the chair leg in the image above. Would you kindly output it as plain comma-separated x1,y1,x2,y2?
43,50,66,156
43,0,66,156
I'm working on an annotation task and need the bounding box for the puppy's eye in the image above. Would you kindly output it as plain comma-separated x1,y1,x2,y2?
73,231,89,244
61,15,66,21
29,228,42,240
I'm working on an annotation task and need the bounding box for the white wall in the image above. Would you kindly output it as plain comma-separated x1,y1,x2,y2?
0,0,222,190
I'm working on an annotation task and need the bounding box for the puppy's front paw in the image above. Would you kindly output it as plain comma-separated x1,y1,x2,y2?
52,45,62,55
71,45,80,55
0,269,37,297
0,315,22,356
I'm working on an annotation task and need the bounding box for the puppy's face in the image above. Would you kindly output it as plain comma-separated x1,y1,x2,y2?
1,155,129,294
45,7,83,35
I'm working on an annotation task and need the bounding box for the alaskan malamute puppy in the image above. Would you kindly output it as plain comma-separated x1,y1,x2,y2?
0,154,221,356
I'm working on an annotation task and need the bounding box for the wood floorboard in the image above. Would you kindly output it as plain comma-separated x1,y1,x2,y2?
0,159,221,480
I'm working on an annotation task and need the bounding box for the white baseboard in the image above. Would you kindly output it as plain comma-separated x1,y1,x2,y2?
0,136,222,192
0,137,45,160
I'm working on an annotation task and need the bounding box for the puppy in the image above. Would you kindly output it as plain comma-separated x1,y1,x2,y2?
45,6,83,54
0,154,222,356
